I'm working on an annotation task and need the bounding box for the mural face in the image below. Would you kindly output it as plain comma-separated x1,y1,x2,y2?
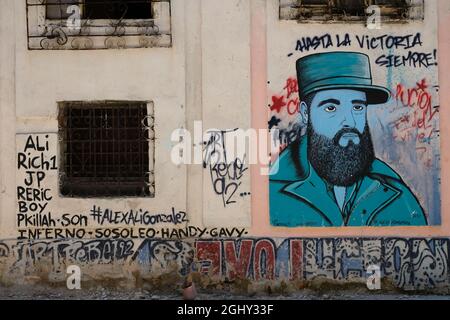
269,51,437,227
305,89,368,143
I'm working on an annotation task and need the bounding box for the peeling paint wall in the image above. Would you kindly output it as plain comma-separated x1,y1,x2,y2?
1,0,450,292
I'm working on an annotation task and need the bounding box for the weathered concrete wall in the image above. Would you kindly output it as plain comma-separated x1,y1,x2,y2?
0,0,449,292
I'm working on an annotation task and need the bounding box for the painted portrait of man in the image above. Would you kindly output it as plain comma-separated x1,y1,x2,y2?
269,52,428,227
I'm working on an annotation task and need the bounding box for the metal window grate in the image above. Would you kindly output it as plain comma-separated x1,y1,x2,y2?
280,0,415,21
58,101,155,198
300,0,365,17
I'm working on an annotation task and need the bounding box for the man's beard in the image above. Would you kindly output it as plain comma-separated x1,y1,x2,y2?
307,123,375,187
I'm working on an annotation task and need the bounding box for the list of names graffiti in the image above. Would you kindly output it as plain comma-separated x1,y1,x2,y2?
17,135,57,234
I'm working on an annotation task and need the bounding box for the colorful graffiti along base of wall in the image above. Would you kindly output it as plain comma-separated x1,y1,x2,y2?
0,238,449,291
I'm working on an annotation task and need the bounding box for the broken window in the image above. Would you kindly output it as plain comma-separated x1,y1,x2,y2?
58,101,155,198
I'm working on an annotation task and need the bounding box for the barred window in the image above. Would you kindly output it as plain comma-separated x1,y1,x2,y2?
27,0,171,50
280,0,423,22
58,101,155,198
46,0,153,20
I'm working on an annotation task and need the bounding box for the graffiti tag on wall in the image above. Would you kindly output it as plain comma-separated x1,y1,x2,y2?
1,237,448,291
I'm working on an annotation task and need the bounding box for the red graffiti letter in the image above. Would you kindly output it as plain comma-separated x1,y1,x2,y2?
290,240,303,280
196,241,221,277
284,77,299,99
253,239,275,281
224,240,253,280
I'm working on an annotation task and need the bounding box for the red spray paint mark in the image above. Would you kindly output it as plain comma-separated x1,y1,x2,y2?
284,77,299,99
270,95,287,113
270,77,300,115
392,79,439,167
393,78,438,139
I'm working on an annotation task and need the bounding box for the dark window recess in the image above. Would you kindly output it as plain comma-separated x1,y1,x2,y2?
59,102,154,198
301,0,328,4
46,0,153,20
85,0,153,19
333,0,366,16
46,0,79,19
373,0,406,6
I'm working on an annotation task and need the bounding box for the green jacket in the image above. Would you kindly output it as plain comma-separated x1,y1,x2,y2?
269,136,427,227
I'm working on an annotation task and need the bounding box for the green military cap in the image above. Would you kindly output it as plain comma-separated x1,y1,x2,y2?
296,52,391,104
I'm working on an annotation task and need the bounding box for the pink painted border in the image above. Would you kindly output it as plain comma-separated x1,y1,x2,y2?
250,0,450,237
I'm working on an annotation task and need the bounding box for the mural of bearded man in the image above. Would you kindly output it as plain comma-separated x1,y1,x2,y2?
269,52,427,227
